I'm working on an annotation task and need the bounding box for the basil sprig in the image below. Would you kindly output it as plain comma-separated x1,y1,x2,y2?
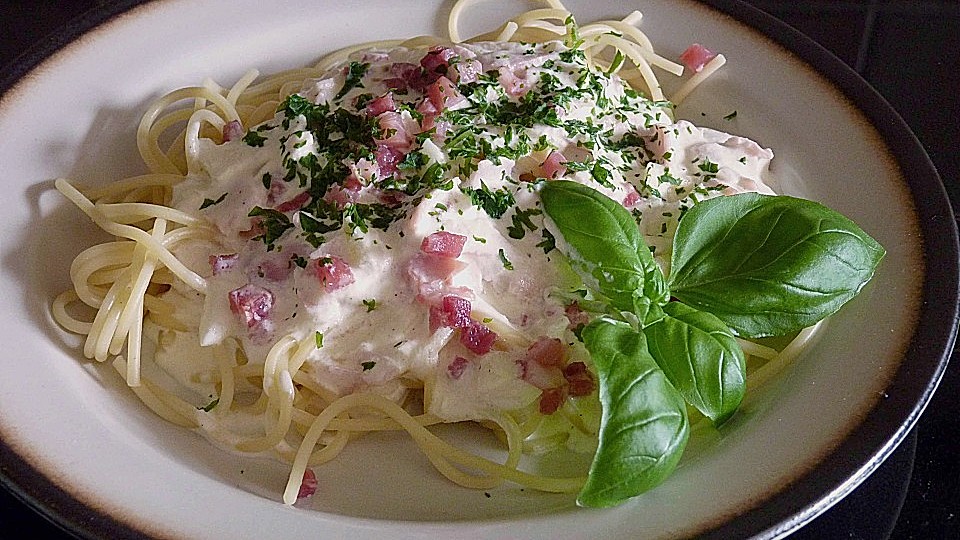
667,192,886,337
540,180,884,507
578,317,689,508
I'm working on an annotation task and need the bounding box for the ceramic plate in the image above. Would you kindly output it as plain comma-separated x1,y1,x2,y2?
1,0,956,538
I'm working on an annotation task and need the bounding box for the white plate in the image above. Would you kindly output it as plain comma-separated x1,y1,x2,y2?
1,1,956,538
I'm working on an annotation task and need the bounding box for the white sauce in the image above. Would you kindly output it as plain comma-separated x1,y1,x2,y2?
157,40,774,428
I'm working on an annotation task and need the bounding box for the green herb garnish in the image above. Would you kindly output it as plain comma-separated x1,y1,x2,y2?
199,192,228,210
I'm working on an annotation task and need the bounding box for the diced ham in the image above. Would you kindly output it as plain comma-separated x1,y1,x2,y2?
420,231,466,258
310,256,355,292
265,177,287,205
429,295,472,331
238,219,264,240
210,253,238,275
407,252,469,303
564,302,590,330
451,58,481,84
374,143,405,177
416,98,440,133
364,93,396,117
324,183,360,208
460,320,497,355
679,43,718,73
498,67,530,97
420,46,456,77
525,337,565,367
222,120,244,142
433,119,452,140
538,387,567,415
275,191,311,213
541,151,567,179
375,111,415,152
425,76,466,112
360,51,390,63
324,175,363,208
623,184,642,208
228,284,274,328
297,468,318,499
447,356,471,380
518,358,564,390
384,62,422,92
377,189,406,207
564,362,596,397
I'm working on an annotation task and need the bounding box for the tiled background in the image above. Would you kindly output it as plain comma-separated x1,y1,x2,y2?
1,1,958,538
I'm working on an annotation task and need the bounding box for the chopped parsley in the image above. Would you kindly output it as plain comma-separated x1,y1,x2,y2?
698,158,720,175
248,206,293,251
507,207,542,239
498,248,514,270
537,228,556,254
290,254,308,268
335,61,371,100
361,361,376,371
461,183,515,219
362,299,378,312
315,331,324,348
242,130,268,147
199,398,219,412
199,192,228,210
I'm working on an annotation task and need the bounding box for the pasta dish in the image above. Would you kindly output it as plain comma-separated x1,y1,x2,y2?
52,0,883,508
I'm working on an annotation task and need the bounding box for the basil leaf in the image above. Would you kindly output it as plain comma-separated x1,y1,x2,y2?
645,302,745,425
578,318,689,508
541,181,667,312
668,193,885,337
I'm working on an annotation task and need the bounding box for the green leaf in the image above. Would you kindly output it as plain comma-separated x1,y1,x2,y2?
540,181,667,312
668,193,885,337
198,398,219,412
247,206,293,251
242,131,267,147
199,192,228,210
335,61,370,100
645,302,745,425
461,183,515,219
578,318,689,508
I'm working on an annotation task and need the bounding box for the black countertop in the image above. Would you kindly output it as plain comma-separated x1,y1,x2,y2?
1,1,957,538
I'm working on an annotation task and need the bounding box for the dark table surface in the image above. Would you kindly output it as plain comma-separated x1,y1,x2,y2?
1,1,958,538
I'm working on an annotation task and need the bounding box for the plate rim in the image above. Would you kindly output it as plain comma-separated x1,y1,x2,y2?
0,1,956,538
694,0,959,537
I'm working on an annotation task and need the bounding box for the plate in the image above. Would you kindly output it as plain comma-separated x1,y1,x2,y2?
0,0,956,538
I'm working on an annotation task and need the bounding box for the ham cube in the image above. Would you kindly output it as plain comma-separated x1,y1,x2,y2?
222,120,243,142
430,295,473,331
525,337,565,367
447,356,471,380
460,320,497,355
210,253,238,275
364,93,396,117
540,151,567,179
679,43,718,73
538,387,567,415
420,231,466,258
228,284,274,328
563,362,596,397
310,256,355,292
297,468,318,499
